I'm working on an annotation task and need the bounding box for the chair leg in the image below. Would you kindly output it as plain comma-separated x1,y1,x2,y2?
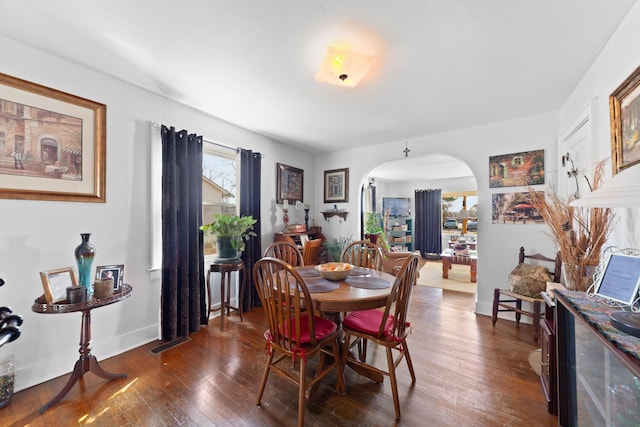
492,288,500,326
402,340,416,383
532,300,541,344
358,338,368,361
386,346,402,419
256,350,274,405
515,299,522,324
332,338,346,394
297,357,307,427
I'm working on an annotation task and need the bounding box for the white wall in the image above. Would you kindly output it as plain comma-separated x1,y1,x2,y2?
315,112,561,315
0,35,313,392
3,2,639,393
558,1,640,250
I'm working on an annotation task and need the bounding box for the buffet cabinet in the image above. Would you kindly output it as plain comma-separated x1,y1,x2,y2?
555,290,640,426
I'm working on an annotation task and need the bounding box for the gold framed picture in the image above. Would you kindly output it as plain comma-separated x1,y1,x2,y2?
610,65,640,175
0,72,106,202
40,267,78,304
323,168,349,203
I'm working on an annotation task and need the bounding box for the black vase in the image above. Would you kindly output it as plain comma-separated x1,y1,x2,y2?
75,233,96,295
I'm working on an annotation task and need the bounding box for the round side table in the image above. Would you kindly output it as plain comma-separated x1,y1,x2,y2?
207,259,245,331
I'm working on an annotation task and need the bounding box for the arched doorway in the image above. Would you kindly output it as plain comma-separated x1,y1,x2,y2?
361,154,478,292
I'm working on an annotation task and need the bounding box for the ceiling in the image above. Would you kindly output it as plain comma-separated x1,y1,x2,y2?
1,0,636,184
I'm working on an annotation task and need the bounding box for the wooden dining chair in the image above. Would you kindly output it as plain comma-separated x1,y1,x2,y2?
341,240,384,271
252,257,345,427
341,254,419,420
302,238,322,265
263,241,304,267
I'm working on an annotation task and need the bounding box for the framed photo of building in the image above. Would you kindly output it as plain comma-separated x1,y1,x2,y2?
610,65,640,175
324,168,349,203
489,150,545,188
491,191,545,225
0,72,106,202
276,163,303,203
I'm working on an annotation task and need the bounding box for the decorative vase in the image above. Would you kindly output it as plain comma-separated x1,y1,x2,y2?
215,236,240,261
304,208,310,229
75,233,96,296
562,264,596,292
0,355,16,409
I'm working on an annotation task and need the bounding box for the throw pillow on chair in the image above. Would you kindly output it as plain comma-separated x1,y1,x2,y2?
508,263,553,298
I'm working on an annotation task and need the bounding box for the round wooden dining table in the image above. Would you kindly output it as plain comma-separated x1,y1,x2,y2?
295,266,396,312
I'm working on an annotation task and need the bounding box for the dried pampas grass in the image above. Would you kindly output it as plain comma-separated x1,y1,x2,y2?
527,160,614,291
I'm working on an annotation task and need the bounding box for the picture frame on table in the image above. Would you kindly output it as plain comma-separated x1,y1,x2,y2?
610,65,640,175
40,267,78,304
95,264,124,292
0,72,106,202
276,163,303,203
323,168,349,203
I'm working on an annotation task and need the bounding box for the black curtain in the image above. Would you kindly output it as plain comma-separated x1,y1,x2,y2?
415,189,442,257
239,149,262,311
160,125,207,341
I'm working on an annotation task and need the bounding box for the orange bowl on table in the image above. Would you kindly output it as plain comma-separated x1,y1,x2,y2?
315,262,354,281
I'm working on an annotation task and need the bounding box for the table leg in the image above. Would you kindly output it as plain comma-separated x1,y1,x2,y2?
442,257,450,279
470,259,477,283
39,310,126,413
220,271,227,332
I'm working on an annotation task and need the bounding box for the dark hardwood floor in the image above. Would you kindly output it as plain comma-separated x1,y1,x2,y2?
4,286,557,426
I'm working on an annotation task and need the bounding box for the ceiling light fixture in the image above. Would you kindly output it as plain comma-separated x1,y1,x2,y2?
315,46,375,87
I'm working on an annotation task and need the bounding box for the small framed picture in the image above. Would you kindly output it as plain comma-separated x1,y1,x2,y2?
40,267,78,304
276,163,304,203
324,168,349,203
95,264,124,292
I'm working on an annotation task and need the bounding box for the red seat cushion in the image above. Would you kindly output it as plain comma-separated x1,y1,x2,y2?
344,309,394,336
284,314,337,343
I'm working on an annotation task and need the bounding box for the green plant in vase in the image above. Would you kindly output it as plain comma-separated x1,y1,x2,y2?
322,235,353,262
200,213,257,260
364,212,390,252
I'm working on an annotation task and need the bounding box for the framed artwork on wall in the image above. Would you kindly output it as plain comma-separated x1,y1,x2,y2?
276,163,303,203
489,150,545,188
0,72,106,202
491,191,545,225
324,168,349,203
610,64,640,175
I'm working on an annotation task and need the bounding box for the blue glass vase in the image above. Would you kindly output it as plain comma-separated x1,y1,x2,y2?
74,233,96,297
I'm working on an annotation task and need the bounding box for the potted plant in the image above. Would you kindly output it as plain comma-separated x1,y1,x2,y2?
527,160,613,291
322,235,353,262
200,213,257,260
364,212,390,252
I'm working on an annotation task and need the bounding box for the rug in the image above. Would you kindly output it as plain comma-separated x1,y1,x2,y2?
416,260,476,293
528,348,542,376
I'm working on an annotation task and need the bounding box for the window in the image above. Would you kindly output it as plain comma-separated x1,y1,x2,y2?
149,123,238,272
202,143,238,256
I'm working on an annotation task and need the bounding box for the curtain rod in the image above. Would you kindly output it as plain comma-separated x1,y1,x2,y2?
151,122,240,153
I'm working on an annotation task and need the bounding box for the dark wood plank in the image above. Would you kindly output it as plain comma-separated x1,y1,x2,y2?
4,286,556,426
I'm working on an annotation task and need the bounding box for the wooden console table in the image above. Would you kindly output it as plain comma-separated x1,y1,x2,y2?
441,250,477,282
32,283,132,413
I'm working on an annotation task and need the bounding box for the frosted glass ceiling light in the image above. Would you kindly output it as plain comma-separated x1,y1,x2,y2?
315,46,375,87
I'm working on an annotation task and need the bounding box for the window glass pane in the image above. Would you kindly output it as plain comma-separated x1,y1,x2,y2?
202,142,237,256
